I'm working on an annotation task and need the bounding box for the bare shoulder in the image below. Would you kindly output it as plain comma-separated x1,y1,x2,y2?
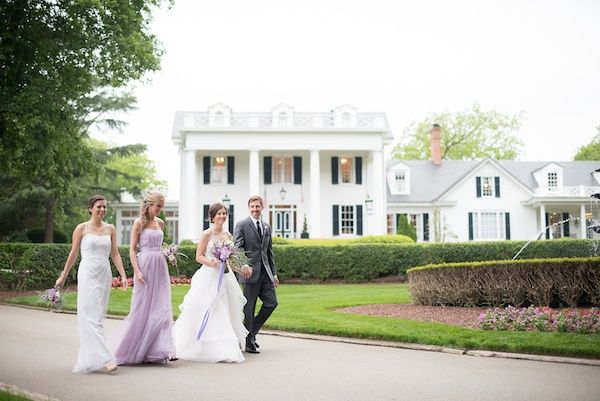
200,228,212,239
156,217,164,228
73,223,86,235
106,223,116,234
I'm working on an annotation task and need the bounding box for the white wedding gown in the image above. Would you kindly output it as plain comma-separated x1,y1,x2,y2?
73,230,115,373
173,234,248,363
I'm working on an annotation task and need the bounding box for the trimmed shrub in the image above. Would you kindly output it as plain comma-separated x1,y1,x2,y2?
396,215,417,241
408,257,600,307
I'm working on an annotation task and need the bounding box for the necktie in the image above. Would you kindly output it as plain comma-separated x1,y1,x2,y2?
256,221,263,240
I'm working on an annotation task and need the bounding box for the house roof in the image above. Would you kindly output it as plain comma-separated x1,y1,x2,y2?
386,159,600,202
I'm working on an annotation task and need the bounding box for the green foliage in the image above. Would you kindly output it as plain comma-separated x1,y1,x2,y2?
391,103,524,160
272,237,292,245
574,127,600,160
0,0,168,242
395,215,417,241
408,257,600,307
25,229,68,244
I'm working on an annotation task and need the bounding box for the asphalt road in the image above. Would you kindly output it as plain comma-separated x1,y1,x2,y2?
1,305,599,401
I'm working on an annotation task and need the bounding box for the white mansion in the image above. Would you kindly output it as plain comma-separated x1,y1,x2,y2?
113,103,600,245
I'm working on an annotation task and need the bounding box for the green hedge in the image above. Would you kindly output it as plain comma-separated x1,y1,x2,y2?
1,238,599,289
407,257,600,307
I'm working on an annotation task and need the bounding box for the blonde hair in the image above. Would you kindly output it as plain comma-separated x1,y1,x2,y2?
137,192,165,233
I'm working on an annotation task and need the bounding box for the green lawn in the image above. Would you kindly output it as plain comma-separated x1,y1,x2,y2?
7,284,600,359
0,390,34,401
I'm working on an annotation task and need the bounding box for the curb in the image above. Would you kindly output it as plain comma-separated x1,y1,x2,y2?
261,330,600,367
2,302,599,367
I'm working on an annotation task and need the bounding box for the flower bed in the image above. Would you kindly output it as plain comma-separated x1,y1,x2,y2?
478,305,600,334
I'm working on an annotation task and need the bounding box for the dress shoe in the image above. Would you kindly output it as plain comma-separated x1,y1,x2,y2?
254,341,260,349
245,342,260,354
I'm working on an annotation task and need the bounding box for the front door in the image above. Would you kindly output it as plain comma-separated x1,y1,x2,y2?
269,205,296,238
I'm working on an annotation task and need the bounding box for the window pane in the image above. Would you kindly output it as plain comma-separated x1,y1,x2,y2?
548,173,558,191
480,212,498,239
482,177,493,197
284,157,293,183
340,157,353,184
273,157,283,184
340,205,355,234
395,172,406,192
211,156,227,183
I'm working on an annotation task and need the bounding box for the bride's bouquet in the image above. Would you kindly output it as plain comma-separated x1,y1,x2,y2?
210,240,251,274
39,287,65,310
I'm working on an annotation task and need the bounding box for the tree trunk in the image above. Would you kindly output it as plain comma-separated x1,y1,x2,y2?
44,198,55,243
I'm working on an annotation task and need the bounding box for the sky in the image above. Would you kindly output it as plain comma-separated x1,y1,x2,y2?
102,0,600,200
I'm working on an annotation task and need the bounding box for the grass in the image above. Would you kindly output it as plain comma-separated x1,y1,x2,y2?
6,284,600,359
0,390,34,401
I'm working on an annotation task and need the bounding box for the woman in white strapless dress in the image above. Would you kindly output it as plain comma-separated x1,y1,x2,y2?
55,195,128,374
173,202,252,363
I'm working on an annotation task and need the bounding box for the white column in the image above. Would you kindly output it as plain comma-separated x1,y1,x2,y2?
309,150,321,238
370,150,386,235
181,149,197,241
249,149,260,196
539,204,546,239
580,203,587,239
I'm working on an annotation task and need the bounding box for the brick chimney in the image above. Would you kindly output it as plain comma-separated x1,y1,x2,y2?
430,124,442,165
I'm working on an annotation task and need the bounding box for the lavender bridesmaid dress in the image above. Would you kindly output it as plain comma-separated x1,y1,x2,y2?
111,228,175,364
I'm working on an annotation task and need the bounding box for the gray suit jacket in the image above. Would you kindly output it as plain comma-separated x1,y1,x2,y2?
233,217,276,284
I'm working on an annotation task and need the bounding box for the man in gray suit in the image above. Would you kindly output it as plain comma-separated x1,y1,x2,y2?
234,195,279,354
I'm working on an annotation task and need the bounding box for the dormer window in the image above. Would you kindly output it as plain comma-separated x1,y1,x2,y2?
395,171,407,193
214,111,224,127
548,172,558,191
341,112,351,127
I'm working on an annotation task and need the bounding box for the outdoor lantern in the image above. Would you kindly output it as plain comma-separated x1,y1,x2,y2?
222,193,231,209
279,186,287,201
365,196,373,215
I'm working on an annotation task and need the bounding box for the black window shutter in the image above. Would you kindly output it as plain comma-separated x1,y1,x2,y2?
495,176,500,198
562,212,570,237
331,157,339,185
476,177,481,198
332,205,339,236
545,213,550,239
355,156,362,185
203,205,210,230
293,156,302,184
203,156,211,184
505,212,511,240
423,213,429,241
264,156,272,184
229,205,235,233
468,212,474,241
356,205,363,236
227,156,234,184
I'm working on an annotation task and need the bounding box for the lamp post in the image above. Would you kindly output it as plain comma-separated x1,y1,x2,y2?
279,186,287,201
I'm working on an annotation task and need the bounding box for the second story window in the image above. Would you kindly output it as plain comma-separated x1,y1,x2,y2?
340,157,354,183
273,157,293,183
211,156,227,184
481,177,493,197
548,172,558,191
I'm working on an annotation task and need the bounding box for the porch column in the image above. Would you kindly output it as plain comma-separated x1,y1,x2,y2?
249,149,260,196
370,150,386,235
309,149,321,238
580,203,587,239
181,149,198,241
539,204,546,239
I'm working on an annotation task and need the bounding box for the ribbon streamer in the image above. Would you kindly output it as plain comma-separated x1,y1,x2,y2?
196,260,226,340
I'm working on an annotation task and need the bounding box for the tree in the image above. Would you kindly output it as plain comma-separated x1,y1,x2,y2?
396,215,417,241
392,104,524,161
0,1,168,241
574,127,600,160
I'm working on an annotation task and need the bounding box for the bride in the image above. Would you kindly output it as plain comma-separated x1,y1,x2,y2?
173,202,252,362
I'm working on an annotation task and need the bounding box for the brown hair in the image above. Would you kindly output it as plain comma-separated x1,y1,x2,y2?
138,192,165,233
88,195,106,215
208,202,228,223
247,195,264,207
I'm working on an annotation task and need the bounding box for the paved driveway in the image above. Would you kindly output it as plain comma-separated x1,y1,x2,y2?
1,305,599,401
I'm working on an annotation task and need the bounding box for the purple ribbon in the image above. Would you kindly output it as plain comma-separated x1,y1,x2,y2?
196,260,226,340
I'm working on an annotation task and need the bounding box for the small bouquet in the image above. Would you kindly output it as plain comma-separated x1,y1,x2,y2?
210,240,251,274
39,287,65,310
162,243,189,273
